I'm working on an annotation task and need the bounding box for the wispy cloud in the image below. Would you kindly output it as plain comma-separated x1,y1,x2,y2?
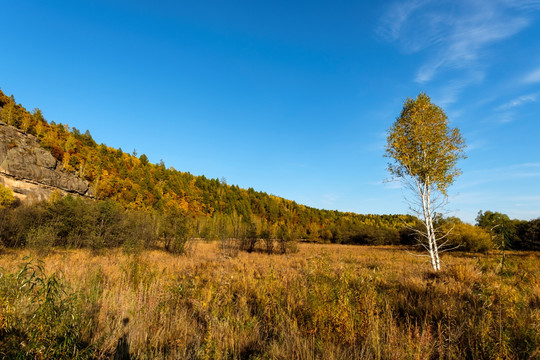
521,162,540,167
455,163,540,193
458,162,540,189
497,112,517,124
522,66,540,83
511,195,540,202
384,180,403,190
322,193,339,207
369,180,402,190
376,0,434,47
495,93,538,110
452,191,540,221
465,139,488,151
432,72,484,106
377,0,540,84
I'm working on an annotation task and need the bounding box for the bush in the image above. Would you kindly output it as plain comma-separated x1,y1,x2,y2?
160,210,193,255
0,183,16,208
446,223,494,252
0,195,160,251
26,225,58,250
347,225,400,245
0,259,94,358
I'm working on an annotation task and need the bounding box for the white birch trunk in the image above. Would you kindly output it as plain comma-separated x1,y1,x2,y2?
421,180,441,271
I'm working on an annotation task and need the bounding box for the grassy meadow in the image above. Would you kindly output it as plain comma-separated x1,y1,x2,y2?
1,242,539,359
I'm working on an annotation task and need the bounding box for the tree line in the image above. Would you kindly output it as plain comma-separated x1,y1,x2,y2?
0,190,405,254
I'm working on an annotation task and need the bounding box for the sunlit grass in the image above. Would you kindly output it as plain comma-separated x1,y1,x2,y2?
1,243,539,359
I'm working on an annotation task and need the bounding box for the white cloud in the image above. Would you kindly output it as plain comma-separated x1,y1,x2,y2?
369,180,402,190
495,93,538,111
382,179,405,190
522,67,540,83
465,139,488,151
511,195,540,202
322,193,339,207
453,163,540,192
452,191,540,221
377,0,539,84
466,163,540,184
498,112,516,123
376,0,434,46
508,0,540,11
431,72,484,106
520,162,540,168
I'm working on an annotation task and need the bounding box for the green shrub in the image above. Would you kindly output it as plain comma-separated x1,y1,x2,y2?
0,258,95,358
26,225,58,250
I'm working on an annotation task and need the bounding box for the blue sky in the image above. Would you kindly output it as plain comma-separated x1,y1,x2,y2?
1,0,539,223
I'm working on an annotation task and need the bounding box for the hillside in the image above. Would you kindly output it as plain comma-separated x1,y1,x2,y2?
0,88,418,243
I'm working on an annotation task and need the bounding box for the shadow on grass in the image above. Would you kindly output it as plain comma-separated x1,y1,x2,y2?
114,317,131,360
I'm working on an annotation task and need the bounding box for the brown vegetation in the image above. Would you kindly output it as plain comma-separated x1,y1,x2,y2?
1,243,538,359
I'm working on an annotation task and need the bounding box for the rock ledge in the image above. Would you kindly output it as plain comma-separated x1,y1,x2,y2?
0,121,93,202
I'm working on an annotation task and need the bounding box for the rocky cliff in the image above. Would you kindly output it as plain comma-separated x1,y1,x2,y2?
0,121,93,202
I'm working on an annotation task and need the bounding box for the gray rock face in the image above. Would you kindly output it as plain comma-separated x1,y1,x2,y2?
0,121,92,201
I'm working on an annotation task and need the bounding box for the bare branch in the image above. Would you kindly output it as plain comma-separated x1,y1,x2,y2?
406,250,431,258
438,244,461,253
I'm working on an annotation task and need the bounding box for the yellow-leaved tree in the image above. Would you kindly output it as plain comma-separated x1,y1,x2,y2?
0,183,16,208
385,93,466,271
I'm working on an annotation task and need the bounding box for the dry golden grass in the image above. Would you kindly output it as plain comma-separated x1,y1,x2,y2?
1,243,539,359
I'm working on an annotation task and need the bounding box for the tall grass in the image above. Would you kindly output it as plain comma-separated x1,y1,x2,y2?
0,244,538,359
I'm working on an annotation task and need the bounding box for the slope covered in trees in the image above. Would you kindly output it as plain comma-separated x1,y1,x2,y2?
0,89,415,245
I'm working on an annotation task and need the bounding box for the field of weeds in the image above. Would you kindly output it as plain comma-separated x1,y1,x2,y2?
1,243,539,359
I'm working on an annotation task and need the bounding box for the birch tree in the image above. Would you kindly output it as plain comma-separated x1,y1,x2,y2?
385,93,466,271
